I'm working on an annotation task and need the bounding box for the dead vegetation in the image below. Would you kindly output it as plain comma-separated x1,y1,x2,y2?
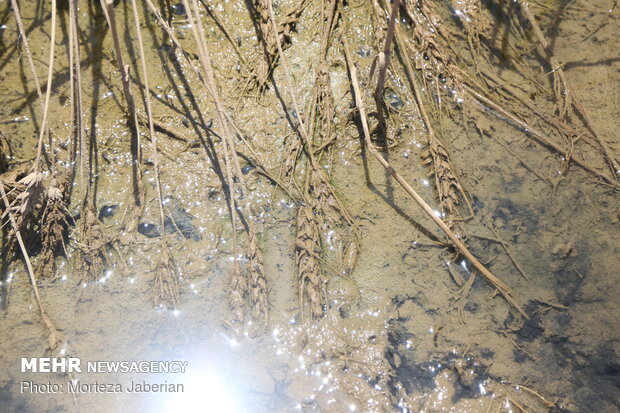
0,0,618,409
244,0,309,94
1,0,615,324
0,0,615,321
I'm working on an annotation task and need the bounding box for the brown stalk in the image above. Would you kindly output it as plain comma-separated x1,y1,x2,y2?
130,0,180,310
387,0,472,238
519,1,619,180
343,39,529,319
141,0,238,321
267,0,359,318
248,0,308,93
99,0,145,217
1,181,64,352
68,0,86,200
490,226,530,281
183,0,271,330
182,0,244,324
370,0,399,134
10,0,49,174
32,0,57,173
466,85,619,189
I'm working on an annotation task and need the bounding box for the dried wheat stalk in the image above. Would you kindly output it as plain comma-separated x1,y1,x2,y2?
343,38,529,319
295,202,325,319
39,183,70,277
99,0,145,222
183,0,248,327
130,0,181,310
0,131,8,173
1,181,64,352
266,0,359,317
307,0,339,151
517,1,619,180
401,0,619,188
67,0,86,202
384,0,471,238
182,0,271,330
75,205,107,280
10,0,49,174
1,172,46,295
371,0,399,136
246,0,308,92
5,0,66,280
154,249,180,310
248,227,268,331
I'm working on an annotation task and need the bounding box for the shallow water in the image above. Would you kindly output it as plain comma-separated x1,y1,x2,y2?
0,1,619,412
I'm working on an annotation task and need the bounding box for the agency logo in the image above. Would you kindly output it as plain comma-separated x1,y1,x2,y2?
21,358,82,373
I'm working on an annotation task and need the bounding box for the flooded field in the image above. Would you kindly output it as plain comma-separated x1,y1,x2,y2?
0,0,619,412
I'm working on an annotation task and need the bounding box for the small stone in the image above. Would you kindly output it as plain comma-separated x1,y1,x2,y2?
138,222,160,238
241,164,255,175
171,3,186,16
98,205,118,221
385,87,404,110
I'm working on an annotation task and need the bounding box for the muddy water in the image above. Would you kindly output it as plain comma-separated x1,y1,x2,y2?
1,1,619,412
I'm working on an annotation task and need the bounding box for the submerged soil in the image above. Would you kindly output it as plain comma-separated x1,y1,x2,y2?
0,0,619,412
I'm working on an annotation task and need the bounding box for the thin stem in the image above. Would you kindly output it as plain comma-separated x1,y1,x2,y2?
99,0,144,208
343,39,528,319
